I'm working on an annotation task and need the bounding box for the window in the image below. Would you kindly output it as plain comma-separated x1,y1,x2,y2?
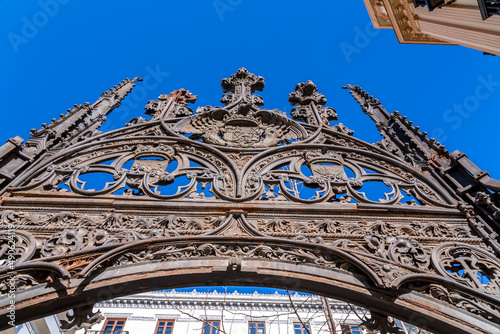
293,322,310,334
102,318,126,334
202,321,220,334
341,324,363,334
155,320,174,334
349,325,362,334
249,321,265,334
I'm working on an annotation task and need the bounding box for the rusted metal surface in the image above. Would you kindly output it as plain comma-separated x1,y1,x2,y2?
1,69,499,333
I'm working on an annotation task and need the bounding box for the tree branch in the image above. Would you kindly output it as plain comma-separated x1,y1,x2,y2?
163,292,227,334
321,296,337,334
287,290,311,334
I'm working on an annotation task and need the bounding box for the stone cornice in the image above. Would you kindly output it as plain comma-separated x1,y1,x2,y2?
363,0,451,44
363,0,393,28
95,292,365,314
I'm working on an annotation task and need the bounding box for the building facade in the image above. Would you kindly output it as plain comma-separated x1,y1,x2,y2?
7,290,429,334
363,0,500,55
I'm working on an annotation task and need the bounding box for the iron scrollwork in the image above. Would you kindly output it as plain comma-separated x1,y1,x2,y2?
432,243,500,294
0,68,499,333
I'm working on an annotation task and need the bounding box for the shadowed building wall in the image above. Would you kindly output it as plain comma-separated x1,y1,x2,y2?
363,0,500,55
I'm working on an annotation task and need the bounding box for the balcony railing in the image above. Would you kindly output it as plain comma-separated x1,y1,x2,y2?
84,331,130,334
478,0,500,20
415,0,499,19
413,0,455,11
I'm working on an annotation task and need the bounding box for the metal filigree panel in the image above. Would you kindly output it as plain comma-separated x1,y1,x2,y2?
1,69,499,334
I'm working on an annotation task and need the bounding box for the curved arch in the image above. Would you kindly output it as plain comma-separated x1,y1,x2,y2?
0,230,37,265
10,136,241,193
240,144,456,207
11,137,242,199
0,262,69,279
2,69,498,334
394,273,500,306
1,253,497,334
76,235,382,287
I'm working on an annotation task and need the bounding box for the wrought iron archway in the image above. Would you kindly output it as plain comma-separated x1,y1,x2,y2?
1,68,499,333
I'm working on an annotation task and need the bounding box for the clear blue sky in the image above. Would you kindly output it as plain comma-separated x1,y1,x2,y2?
160,286,309,296
1,1,498,177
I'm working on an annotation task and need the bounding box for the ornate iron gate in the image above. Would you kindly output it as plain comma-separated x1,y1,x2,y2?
1,68,499,333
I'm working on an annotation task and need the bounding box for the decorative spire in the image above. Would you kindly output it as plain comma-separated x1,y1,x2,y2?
220,67,265,111
25,77,143,155
343,84,500,237
172,68,308,148
288,81,337,126
342,84,385,120
159,89,198,104
100,77,143,106
145,89,197,119
289,80,327,106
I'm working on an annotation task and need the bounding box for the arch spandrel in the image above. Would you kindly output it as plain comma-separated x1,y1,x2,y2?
8,131,455,207
1,68,499,333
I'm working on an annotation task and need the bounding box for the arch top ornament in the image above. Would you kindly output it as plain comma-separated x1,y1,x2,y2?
1,68,500,333
172,67,309,148
4,68,459,210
